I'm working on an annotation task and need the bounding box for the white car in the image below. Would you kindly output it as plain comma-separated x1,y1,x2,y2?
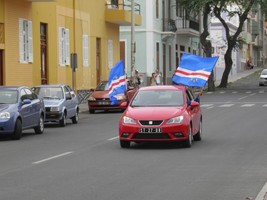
259,69,267,86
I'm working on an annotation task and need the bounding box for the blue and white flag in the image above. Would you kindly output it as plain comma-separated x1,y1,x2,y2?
108,60,126,105
172,53,219,88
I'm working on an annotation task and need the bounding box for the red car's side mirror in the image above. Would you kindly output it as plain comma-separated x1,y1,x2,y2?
120,101,128,107
190,101,200,108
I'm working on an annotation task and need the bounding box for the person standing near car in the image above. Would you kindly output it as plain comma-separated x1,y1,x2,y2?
155,69,162,85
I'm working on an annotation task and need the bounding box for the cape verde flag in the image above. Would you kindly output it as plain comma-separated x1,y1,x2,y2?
108,60,126,105
172,53,219,88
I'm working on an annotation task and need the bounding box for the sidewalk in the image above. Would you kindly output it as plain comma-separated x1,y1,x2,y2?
215,67,262,87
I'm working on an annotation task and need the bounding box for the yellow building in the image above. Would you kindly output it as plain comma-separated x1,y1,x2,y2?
0,0,141,99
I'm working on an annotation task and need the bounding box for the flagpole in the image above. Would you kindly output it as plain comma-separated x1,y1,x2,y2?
130,0,135,81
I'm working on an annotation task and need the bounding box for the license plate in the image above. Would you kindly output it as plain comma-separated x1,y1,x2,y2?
139,128,162,133
98,101,109,105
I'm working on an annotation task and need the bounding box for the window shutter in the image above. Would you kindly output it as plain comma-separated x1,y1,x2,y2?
27,21,33,63
58,27,64,66
83,35,89,67
108,40,113,69
65,28,70,66
19,19,25,63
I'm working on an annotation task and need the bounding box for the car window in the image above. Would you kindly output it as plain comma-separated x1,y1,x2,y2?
0,90,18,104
131,90,184,107
20,89,28,101
25,88,36,100
96,82,108,91
64,86,71,99
261,70,267,75
37,87,63,99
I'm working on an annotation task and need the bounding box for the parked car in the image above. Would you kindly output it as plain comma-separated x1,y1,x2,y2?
118,85,202,148
0,86,45,140
87,80,138,114
259,69,267,86
31,84,79,127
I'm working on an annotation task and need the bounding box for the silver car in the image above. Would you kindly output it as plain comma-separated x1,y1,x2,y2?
259,69,267,86
32,84,79,127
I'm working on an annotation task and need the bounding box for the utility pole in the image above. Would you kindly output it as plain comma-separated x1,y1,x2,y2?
72,0,77,93
130,0,135,80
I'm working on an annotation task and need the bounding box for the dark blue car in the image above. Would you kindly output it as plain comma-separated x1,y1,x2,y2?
0,86,45,140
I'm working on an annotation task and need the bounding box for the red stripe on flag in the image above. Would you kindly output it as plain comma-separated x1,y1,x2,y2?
175,69,210,78
108,78,126,93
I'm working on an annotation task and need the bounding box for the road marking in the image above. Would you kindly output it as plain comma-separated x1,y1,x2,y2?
259,91,265,93
241,104,255,107
232,91,238,94
219,104,234,107
108,136,119,141
32,152,73,164
219,91,226,94
255,182,267,200
201,104,214,107
263,104,267,107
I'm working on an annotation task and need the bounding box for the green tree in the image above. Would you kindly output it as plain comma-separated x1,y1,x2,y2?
178,0,266,88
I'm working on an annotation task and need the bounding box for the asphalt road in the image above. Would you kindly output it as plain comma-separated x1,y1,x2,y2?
0,72,267,200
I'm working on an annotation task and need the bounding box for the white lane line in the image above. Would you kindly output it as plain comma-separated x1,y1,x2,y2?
201,104,214,107
241,104,255,107
219,104,234,107
108,136,119,141
263,104,267,107
255,182,267,200
232,91,238,94
32,152,73,164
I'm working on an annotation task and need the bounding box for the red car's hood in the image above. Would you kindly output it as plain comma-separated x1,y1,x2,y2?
125,106,185,120
92,91,109,98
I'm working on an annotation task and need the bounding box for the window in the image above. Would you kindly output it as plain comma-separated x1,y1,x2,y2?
156,0,159,18
19,18,33,63
83,35,89,67
58,27,70,67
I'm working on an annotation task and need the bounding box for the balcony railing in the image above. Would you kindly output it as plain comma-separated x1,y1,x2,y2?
176,18,199,32
163,19,177,32
105,0,141,15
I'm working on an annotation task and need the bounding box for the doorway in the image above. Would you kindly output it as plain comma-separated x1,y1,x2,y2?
120,41,126,71
40,23,48,84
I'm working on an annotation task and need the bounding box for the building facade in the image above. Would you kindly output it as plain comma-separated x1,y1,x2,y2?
0,0,141,101
120,0,202,86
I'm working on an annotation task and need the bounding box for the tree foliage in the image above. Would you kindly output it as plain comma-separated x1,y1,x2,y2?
177,0,266,88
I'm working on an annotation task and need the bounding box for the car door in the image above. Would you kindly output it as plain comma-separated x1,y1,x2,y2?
19,89,32,128
186,89,200,134
63,86,75,118
25,88,41,126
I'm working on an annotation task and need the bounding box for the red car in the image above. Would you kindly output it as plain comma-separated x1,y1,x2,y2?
88,80,138,114
119,85,202,148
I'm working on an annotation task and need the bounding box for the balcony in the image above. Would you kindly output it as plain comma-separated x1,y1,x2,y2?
176,18,200,37
105,0,142,26
163,19,177,32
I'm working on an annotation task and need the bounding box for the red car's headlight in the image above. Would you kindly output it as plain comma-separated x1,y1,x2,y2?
123,116,137,124
167,116,184,124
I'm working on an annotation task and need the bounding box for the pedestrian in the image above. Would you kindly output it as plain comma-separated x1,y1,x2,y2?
150,73,157,86
155,69,161,85
133,69,141,87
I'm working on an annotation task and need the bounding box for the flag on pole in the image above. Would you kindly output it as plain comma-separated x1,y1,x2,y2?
172,53,219,88
108,60,126,105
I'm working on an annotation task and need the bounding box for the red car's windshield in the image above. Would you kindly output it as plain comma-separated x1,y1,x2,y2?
131,90,184,107
96,82,109,91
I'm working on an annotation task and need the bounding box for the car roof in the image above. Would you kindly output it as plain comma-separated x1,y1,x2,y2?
0,86,25,90
33,84,68,88
138,85,187,91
